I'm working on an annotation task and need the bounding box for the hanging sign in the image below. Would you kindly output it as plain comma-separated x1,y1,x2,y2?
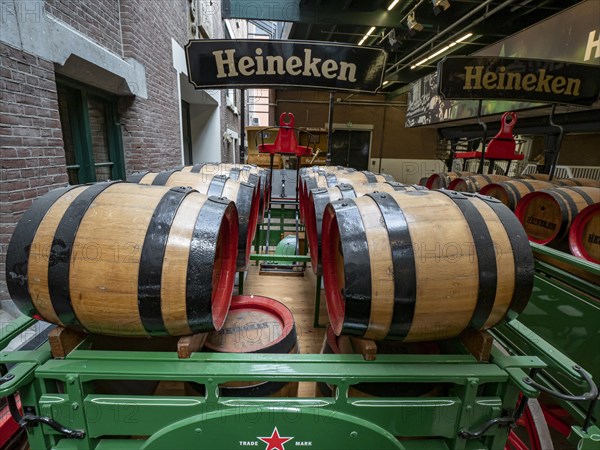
437,56,600,106
185,39,387,93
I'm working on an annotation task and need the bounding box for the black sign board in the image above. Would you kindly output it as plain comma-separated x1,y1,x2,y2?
437,57,600,106
185,39,387,93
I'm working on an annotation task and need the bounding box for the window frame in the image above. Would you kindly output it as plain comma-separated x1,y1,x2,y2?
56,75,126,184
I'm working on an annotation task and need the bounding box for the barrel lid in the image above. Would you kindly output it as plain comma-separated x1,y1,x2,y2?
205,295,295,353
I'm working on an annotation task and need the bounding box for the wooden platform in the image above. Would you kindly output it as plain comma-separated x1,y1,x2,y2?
243,263,328,396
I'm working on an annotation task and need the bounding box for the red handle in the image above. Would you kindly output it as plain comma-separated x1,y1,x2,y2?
497,112,517,140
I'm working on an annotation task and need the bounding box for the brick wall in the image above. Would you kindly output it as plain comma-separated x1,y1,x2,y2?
45,0,123,56
119,0,190,172
0,43,68,301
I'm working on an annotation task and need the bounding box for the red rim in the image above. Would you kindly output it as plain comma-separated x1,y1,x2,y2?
447,178,462,190
425,173,440,189
306,192,320,274
479,183,510,205
211,202,238,331
205,295,295,353
569,203,600,263
321,204,345,335
245,186,260,266
514,191,559,245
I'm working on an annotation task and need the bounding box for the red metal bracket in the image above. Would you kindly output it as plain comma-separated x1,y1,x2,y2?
455,112,523,160
257,113,313,157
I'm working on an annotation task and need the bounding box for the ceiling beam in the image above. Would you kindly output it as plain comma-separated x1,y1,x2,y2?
223,0,411,27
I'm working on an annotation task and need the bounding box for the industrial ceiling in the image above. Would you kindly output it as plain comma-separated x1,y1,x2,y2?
223,0,582,97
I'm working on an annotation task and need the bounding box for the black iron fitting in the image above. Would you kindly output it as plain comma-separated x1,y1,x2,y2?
458,416,515,439
19,414,85,439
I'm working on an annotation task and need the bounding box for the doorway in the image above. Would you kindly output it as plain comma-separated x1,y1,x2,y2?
329,129,371,170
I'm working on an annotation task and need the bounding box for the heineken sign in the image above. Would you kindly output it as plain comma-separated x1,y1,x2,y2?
437,57,600,106
185,39,387,93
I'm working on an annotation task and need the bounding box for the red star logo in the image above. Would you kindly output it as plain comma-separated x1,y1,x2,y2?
258,427,293,450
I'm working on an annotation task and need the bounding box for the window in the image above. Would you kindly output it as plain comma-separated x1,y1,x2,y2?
56,77,125,184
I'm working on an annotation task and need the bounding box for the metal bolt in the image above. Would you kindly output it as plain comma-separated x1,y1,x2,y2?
350,431,358,438
470,380,477,386
67,376,75,385
194,428,202,433
466,405,472,412
72,403,79,410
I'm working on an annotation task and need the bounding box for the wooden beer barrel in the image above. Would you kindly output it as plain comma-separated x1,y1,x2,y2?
133,171,259,272
300,169,356,221
321,189,534,342
182,163,270,219
188,295,299,397
306,182,426,275
448,174,511,193
317,326,439,397
569,203,600,264
301,170,394,222
554,178,600,188
480,179,557,210
5,182,238,336
520,173,551,181
425,171,474,189
515,187,600,245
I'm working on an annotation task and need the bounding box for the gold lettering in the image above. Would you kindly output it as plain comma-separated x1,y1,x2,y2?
497,66,506,89
551,76,566,94
464,65,483,89
522,73,537,91
505,72,521,90
565,77,581,96
482,71,498,89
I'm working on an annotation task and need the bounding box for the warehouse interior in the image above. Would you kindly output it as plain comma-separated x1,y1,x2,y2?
1,1,599,450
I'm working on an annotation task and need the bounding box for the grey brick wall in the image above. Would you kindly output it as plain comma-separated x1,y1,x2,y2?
1,42,69,301
119,0,189,172
45,0,123,56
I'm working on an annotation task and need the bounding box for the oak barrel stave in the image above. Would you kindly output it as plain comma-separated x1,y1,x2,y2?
425,171,474,189
6,182,239,336
135,170,258,272
569,203,600,264
479,179,557,210
447,174,511,193
321,189,534,342
515,186,600,245
306,182,425,275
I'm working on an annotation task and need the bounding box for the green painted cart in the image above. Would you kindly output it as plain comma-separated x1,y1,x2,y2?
1,243,598,450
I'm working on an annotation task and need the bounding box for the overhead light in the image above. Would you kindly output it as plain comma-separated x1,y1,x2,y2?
387,0,400,11
432,0,451,15
410,32,473,69
358,26,376,46
455,32,473,43
407,11,423,34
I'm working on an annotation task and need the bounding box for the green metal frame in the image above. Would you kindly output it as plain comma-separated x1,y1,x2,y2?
2,327,552,450
490,243,600,447
3,239,599,449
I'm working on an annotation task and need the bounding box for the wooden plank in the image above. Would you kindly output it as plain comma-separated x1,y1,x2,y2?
350,337,378,361
459,328,493,362
177,333,208,359
48,326,87,358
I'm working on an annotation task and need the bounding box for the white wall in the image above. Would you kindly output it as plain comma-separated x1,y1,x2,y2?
191,104,221,163
173,40,222,164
